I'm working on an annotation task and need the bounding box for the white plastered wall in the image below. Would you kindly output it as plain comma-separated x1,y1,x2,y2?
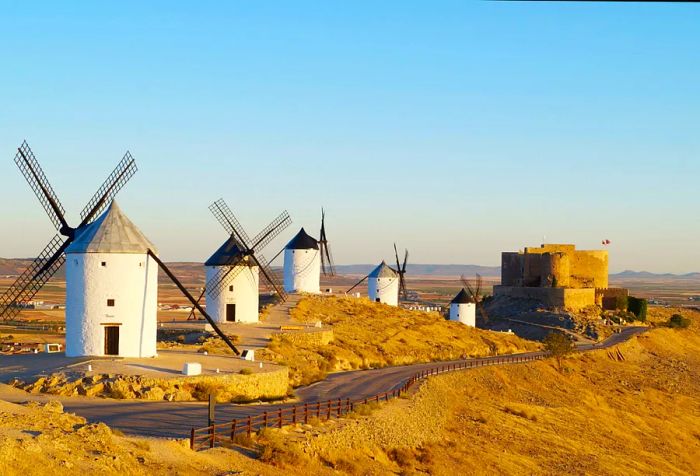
205,265,260,324
449,302,476,327
283,248,320,293
65,252,158,357
368,276,399,306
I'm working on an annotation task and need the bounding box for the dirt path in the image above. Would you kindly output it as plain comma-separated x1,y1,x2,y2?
157,294,310,350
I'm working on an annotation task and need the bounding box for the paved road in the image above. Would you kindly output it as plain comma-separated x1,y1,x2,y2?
0,326,646,439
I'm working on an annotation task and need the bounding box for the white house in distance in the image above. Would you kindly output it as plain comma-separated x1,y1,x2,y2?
449,288,476,327
64,201,158,358
204,237,260,324
283,227,320,294
368,261,399,306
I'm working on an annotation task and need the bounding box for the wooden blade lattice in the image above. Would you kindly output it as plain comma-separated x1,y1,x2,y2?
80,151,137,226
0,235,67,321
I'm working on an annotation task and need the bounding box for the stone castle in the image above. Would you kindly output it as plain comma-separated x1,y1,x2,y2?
494,243,625,311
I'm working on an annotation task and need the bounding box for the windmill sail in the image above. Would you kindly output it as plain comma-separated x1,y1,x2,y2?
319,208,336,276
0,235,67,321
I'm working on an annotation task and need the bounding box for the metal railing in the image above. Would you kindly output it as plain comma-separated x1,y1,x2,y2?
189,352,545,450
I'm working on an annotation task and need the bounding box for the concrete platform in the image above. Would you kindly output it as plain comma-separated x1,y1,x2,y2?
0,349,281,382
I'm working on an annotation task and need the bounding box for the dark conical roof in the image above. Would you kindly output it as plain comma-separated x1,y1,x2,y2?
451,288,474,304
285,227,319,250
205,236,246,266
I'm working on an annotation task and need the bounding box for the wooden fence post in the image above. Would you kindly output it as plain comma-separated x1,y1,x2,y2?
304,403,309,424
263,411,268,428
293,405,297,424
190,428,195,450
327,400,331,420
247,415,252,437
231,420,237,442
278,408,283,428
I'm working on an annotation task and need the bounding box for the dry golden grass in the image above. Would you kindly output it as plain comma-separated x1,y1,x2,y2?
258,295,540,386
0,398,296,476
256,306,700,475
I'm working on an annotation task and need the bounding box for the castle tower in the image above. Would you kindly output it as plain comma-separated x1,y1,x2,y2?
204,237,260,324
64,202,158,357
367,261,399,306
283,227,321,294
449,288,476,326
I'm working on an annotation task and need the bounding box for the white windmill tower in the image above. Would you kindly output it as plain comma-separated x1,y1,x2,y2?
283,227,321,293
202,199,291,324
65,201,159,357
449,288,476,327
367,261,400,305
346,244,408,307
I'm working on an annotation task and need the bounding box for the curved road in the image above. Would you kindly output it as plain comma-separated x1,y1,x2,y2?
1,326,646,439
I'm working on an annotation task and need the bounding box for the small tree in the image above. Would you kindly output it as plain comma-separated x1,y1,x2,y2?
543,331,575,371
627,297,648,322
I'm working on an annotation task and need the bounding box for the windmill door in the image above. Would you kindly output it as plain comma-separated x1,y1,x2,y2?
104,326,120,355
226,304,236,322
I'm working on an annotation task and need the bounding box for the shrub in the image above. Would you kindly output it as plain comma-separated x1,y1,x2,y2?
668,314,691,329
231,432,255,447
621,311,637,323
258,428,307,467
347,401,381,418
387,447,417,468
627,297,648,322
239,368,253,375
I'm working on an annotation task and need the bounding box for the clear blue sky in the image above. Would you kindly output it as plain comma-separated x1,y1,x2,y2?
0,1,698,273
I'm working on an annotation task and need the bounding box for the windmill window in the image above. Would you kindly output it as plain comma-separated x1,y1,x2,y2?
101,261,107,267
229,285,234,292
107,299,115,307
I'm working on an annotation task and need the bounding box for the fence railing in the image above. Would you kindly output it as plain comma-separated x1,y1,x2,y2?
189,352,545,450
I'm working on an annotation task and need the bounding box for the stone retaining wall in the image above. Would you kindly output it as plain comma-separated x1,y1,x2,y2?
276,329,334,346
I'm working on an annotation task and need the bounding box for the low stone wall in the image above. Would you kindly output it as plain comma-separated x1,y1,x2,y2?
13,366,290,403
276,329,334,346
493,286,596,311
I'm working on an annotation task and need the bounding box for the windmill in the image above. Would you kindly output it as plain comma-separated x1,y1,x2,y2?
186,199,290,322
393,243,409,300
460,273,490,324
0,141,138,322
319,208,336,277
345,243,407,306
0,141,242,355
